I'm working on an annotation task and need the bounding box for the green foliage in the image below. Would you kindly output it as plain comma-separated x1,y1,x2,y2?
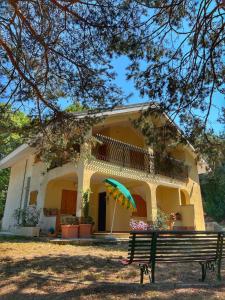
0,169,10,219
13,206,41,227
65,103,87,113
194,133,225,171
82,189,91,218
153,209,169,230
0,105,28,219
200,165,225,222
1,1,140,129
81,189,93,224
61,216,79,226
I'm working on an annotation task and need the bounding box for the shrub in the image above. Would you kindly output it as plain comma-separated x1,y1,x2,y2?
153,209,169,230
61,216,79,225
130,219,152,231
130,209,169,231
13,206,41,227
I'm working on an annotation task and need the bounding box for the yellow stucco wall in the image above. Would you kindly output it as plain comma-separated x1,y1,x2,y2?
167,145,205,229
94,119,146,148
156,186,180,214
184,151,205,230
156,185,196,228
44,180,76,209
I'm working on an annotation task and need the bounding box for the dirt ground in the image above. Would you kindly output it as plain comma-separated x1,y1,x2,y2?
0,236,225,299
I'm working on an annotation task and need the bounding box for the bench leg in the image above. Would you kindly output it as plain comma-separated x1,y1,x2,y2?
140,266,144,284
139,264,149,284
217,260,222,281
151,263,155,283
201,263,206,282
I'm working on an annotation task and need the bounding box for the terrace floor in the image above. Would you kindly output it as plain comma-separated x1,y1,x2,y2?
0,236,225,299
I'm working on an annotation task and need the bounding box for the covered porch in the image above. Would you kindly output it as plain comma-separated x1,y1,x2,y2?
39,165,196,235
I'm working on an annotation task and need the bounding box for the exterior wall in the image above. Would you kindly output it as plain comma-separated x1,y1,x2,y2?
155,185,196,229
156,186,180,214
2,156,33,231
169,145,205,230
184,151,205,230
1,111,205,232
29,161,46,199
180,205,195,228
101,124,145,148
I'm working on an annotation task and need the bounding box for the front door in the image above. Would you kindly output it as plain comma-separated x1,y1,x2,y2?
98,192,106,231
61,190,77,215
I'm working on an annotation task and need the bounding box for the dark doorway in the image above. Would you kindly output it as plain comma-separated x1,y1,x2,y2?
98,192,106,231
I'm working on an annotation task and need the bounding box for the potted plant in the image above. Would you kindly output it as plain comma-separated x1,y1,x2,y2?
61,216,79,239
79,189,93,238
169,213,176,230
13,206,41,237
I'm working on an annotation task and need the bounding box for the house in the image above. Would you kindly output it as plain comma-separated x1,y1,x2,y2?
0,102,205,233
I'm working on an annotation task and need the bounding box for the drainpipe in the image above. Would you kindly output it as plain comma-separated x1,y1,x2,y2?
19,159,28,210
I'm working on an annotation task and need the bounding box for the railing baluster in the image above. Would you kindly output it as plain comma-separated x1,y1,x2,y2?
92,134,188,181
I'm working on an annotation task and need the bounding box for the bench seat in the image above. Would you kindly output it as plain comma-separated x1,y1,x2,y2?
123,230,224,284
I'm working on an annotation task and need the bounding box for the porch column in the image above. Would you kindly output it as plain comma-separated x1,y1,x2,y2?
76,164,93,217
178,188,182,206
36,175,49,228
145,183,157,223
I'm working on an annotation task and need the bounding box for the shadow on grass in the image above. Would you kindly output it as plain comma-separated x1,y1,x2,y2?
0,252,224,299
0,235,45,243
0,275,223,300
0,237,225,299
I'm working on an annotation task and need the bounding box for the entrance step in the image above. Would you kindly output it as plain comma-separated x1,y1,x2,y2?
93,232,130,239
50,237,118,246
50,233,129,246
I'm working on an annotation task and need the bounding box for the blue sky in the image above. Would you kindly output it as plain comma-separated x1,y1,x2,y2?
112,56,224,135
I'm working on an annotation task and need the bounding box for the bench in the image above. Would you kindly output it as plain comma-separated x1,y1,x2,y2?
122,230,224,284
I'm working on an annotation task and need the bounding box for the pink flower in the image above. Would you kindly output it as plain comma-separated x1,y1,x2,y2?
130,219,152,231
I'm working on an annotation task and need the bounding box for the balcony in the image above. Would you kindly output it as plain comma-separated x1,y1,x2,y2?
92,134,188,181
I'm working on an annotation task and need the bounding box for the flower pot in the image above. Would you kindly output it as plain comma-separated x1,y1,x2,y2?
79,224,92,238
61,225,79,239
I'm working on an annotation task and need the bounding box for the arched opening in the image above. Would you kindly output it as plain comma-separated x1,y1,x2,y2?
44,173,78,213
43,173,78,233
89,172,147,232
156,185,180,215
132,194,147,218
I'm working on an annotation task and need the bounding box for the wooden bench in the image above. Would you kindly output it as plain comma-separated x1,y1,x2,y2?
122,230,224,284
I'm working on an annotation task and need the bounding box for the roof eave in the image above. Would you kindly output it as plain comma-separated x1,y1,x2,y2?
0,144,34,169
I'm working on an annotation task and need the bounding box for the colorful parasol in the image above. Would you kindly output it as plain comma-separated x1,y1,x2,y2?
104,178,136,234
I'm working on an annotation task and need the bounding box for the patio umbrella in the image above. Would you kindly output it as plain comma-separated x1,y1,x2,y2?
104,178,136,234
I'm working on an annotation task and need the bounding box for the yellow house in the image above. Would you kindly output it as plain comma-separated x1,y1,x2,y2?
0,103,205,233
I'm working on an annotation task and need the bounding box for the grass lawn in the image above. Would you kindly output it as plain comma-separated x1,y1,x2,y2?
0,236,225,299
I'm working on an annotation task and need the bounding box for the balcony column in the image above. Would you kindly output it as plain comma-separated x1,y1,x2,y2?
76,163,94,217
145,183,158,224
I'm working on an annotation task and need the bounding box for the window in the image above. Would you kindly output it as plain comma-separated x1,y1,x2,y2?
29,191,38,206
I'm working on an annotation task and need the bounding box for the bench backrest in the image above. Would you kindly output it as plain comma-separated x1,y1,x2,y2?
127,230,224,264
